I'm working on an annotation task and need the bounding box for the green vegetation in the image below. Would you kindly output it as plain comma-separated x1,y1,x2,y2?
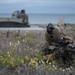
0,31,75,74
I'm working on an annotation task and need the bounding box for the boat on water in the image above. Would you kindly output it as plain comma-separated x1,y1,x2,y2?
0,10,30,27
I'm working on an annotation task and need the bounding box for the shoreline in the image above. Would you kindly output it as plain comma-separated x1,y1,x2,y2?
0,28,45,30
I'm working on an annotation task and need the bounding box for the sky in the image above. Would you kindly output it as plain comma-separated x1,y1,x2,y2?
0,0,75,14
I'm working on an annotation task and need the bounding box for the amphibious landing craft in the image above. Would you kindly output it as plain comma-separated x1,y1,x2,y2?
0,10,30,27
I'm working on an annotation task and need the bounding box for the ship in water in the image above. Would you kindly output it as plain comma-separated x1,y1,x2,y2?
0,10,30,27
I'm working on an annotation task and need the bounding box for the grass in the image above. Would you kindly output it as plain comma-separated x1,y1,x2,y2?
0,30,75,75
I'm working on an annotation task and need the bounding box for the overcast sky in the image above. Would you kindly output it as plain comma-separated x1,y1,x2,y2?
0,0,75,14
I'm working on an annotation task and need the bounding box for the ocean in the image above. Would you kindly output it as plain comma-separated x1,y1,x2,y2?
0,14,75,24
28,14,75,24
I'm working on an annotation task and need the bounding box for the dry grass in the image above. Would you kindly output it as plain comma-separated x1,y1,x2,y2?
0,30,75,75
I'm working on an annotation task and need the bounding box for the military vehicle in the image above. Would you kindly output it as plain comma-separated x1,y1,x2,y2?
0,10,30,27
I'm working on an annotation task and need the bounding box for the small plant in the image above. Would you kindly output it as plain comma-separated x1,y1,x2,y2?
16,56,24,64
25,32,36,38
22,39,30,44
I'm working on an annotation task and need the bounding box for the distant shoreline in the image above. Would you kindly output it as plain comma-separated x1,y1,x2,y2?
0,28,46,31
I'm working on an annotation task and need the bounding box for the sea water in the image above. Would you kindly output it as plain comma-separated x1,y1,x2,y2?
0,14,75,24
28,14,75,24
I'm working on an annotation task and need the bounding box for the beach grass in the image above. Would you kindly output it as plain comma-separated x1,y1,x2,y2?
0,30,75,75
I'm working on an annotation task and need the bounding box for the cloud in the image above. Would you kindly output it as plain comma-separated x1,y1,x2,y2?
0,0,56,7
0,0,75,8
0,0,75,5
18,0,75,7
0,0,75,14
0,0,22,3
